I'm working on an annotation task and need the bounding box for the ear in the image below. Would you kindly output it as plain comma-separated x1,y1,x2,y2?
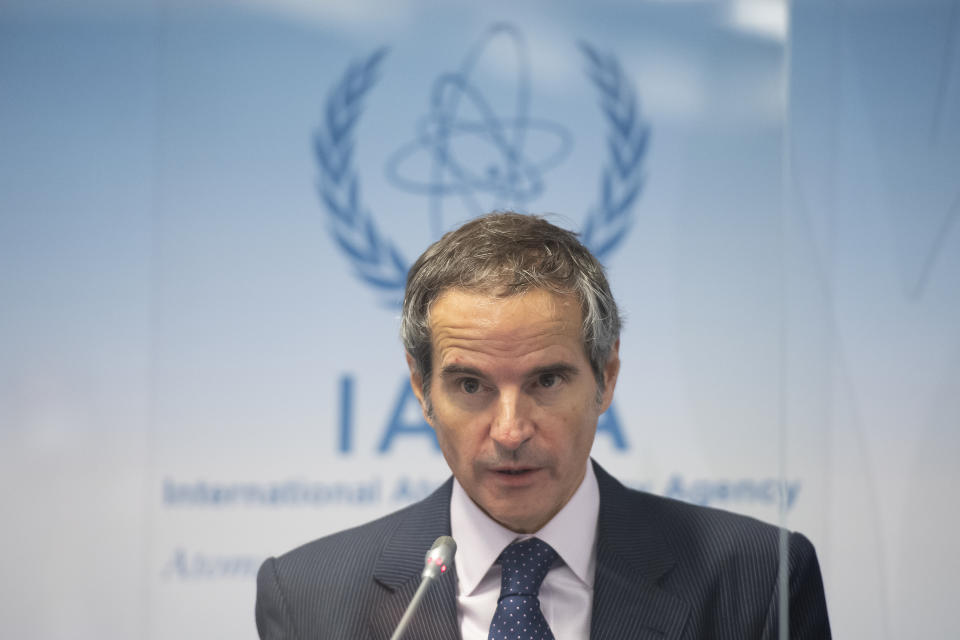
405,352,433,425
598,340,621,414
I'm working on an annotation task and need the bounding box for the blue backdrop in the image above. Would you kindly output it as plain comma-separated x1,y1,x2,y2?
1,0,958,637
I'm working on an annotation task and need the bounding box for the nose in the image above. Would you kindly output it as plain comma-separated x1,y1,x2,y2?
489,388,533,453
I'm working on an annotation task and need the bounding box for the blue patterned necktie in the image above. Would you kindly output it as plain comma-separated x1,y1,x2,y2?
488,537,559,640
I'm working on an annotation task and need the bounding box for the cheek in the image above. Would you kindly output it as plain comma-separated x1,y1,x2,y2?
559,404,599,452
433,421,459,452
433,414,482,461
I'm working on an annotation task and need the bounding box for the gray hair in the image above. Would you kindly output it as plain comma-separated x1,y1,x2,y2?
400,212,621,403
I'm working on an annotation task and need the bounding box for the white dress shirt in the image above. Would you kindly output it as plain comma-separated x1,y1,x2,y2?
450,461,600,640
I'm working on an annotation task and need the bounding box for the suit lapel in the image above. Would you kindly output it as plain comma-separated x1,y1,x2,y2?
369,478,461,640
365,465,690,639
591,462,690,640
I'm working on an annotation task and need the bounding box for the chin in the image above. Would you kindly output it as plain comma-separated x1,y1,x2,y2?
496,511,543,533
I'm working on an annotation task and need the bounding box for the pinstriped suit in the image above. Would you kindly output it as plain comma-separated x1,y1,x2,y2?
256,461,831,639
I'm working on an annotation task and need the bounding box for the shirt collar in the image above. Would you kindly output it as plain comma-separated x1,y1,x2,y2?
450,460,600,595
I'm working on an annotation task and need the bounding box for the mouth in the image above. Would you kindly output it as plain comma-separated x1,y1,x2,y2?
492,467,539,476
485,466,544,489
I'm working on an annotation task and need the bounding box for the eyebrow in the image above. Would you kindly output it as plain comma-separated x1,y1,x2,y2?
439,364,486,379
528,363,580,378
438,362,580,379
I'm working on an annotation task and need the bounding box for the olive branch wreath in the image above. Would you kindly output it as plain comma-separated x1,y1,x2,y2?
313,43,648,307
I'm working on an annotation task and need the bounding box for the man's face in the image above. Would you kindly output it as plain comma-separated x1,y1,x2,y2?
407,288,619,533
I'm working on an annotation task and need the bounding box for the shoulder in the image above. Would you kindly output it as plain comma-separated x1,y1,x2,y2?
270,499,417,579
596,462,781,542
255,502,411,638
593,463,831,636
255,478,454,639
639,486,783,559
594,461,812,589
262,473,453,590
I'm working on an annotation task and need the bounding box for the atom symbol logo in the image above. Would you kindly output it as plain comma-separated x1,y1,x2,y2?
314,24,649,307
385,25,573,239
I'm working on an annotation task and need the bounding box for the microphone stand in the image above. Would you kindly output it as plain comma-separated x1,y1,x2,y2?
389,536,457,640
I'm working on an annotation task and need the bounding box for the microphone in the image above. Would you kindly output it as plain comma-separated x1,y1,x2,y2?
389,536,457,640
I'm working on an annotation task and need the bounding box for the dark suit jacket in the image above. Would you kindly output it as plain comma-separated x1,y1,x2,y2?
256,461,831,639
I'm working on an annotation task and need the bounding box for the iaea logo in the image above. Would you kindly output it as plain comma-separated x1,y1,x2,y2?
314,24,649,306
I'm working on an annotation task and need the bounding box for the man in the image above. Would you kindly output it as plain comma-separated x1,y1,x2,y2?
256,213,831,639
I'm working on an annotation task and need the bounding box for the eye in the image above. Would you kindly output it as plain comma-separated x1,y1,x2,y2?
538,372,560,388
460,378,481,394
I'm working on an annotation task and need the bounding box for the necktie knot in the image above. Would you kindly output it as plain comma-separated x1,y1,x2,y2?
497,537,558,597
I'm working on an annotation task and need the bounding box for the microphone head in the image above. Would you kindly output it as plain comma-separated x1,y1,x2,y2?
422,536,457,579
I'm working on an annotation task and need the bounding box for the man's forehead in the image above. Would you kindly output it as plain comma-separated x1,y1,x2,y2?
426,288,585,363
427,287,581,322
